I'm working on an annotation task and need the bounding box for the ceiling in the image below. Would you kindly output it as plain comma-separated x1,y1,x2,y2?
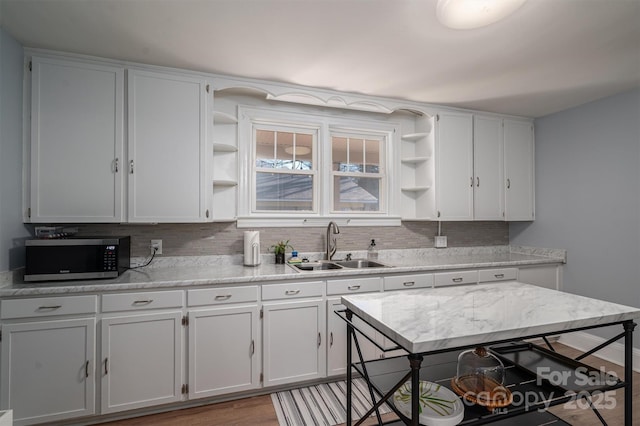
1,0,639,118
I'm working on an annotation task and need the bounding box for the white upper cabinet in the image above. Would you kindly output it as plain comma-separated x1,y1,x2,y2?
473,115,504,220
29,56,125,222
27,56,213,223
504,119,535,221
435,112,474,220
127,69,211,222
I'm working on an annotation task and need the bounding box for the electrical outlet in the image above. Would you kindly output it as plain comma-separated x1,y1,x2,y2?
434,236,447,248
151,239,163,255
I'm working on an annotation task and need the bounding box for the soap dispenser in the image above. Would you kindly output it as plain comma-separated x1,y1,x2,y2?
367,239,378,260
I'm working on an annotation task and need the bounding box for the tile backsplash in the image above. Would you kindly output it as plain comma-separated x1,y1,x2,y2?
73,221,508,258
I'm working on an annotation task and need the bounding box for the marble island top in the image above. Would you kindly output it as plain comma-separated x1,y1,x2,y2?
341,282,640,354
0,246,565,297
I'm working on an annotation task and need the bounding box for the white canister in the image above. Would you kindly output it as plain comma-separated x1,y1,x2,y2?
243,231,261,266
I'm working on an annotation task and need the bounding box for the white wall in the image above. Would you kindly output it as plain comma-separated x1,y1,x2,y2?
0,28,30,271
510,88,640,345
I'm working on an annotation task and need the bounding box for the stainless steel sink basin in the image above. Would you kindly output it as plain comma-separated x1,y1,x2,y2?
289,258,392,272
291,262,343,272
332,259,390,269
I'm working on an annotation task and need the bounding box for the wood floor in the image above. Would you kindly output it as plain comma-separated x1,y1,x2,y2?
100,343,638,426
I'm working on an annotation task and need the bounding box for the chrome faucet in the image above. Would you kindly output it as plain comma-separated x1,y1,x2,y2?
326,221,340,260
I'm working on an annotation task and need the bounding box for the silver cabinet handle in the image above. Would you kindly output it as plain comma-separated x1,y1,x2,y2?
37,305,62,311
114,158,119,173
130,160,134,174
250,340,255,356
507,178,511,189
348,285,360,291
85,360,90,378
132,299,153,305
470,177,473,187
330,332,334,347
285,290,300,295
104,358,109,375
437,211,441,218
494,274,505,279
215,295,232,301
403,281,415,287
206,209,210,218
452,277,463,283
317,332,321,347
477,177,480,187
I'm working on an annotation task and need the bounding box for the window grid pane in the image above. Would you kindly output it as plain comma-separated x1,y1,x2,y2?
331,132,385,213
253,124,316,213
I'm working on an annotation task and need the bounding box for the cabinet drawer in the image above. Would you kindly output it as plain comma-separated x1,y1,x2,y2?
434,270,478,287
262,281,324,300
478,268,517,283
384,274,434,291
102,290,184,312
327,277,381,295
188,286,259,307
1,295,97,319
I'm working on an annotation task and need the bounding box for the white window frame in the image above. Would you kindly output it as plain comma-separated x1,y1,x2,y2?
252,122,319,214
237,105,400,228
329,128,388,215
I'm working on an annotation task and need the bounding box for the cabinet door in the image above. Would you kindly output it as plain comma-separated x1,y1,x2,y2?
504,119,535,221
435,112,473,220
101,312,183,414
473,116,504,220
518,265,562,290
0,318,95,424
188,306,260,399
327,299,378,377
29,56,124,222
262,299,325,387
127,69,210,222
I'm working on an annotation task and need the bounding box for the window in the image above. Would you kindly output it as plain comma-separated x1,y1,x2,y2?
238,106,398,227
253,125,317,212
331,132,385,212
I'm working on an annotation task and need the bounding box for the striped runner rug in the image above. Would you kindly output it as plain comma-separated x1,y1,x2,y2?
271,378,393,426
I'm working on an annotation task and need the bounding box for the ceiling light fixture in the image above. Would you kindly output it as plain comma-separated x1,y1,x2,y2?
436,0,527,30
284,146,311,156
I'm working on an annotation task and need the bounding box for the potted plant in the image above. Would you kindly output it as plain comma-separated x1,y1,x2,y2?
270,240,293,264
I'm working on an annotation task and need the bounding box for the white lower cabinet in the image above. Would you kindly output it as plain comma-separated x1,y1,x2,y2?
0,318,96,425
188,305,260,398
518,265,562,290
100,312,183,414
326,298,379,376
262,297,326,387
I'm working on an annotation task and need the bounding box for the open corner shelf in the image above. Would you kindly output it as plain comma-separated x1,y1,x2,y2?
212,179,238,187
213,143,238,152
401,132,429,142
401,156,431,164
213,111,238,125
400,186,430,192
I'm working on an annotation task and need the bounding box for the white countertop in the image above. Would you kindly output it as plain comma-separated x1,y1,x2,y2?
341,282,640,354
0,246,565,297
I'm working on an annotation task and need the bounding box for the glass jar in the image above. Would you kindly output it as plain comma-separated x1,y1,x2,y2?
455,346,505,389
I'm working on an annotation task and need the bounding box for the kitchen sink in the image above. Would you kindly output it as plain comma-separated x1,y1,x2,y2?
291,262,343,272
332,259,390,269
290,259,392,272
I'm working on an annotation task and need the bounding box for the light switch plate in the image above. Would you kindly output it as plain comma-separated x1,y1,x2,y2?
435,236,447,248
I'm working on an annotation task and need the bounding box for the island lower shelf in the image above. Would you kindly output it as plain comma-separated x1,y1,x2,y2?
350,341,624,425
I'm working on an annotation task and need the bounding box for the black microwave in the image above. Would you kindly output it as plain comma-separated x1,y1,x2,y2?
24,236,131,282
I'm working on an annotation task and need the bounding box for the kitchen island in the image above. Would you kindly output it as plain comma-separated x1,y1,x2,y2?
341,282,640,426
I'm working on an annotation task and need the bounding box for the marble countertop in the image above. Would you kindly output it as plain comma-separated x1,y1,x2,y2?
341,282,640,354
0,246,565,297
